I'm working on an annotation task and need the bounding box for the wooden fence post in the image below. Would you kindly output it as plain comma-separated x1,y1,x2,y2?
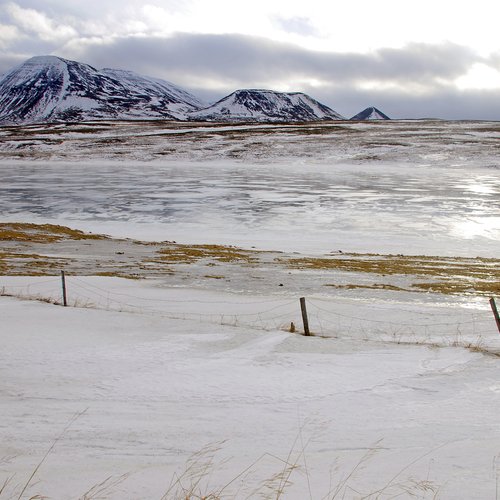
61,270,67,307
300,297,310,336
490,298,500,334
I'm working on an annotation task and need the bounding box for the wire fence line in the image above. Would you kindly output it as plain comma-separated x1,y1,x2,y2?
307,299,492,327
0,277,301,332
310,295,491,318
0,276,497,345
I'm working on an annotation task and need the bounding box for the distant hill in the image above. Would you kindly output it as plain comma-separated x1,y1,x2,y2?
189,89,344,122
350,107,390,120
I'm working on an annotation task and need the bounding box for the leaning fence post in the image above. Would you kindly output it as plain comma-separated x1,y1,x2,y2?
61,270,67,307
300,297,310,336
490,298,500,334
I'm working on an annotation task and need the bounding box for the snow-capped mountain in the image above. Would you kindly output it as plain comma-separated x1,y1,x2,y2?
0,56,346,124
350,107,390,120
0,56,204,124
189,89,344,122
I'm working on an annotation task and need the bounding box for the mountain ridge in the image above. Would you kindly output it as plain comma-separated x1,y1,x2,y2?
0,55,388,124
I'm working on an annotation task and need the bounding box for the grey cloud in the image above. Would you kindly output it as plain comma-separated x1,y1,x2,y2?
70,33,480,87
488,51,500,70
0,53,26,76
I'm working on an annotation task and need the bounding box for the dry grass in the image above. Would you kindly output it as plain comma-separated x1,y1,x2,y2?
286,252,500,297
0,250,72,275
0,222,108,243
286,253,498,278
94,271,141,280
412,280,500,295
156,244,259,265
325,280,500,296
325,283,407,292
157,437,441,499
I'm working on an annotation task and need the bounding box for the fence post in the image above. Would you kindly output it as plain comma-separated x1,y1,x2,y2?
300,297,310,336
61,270,67,307
490,298,500,334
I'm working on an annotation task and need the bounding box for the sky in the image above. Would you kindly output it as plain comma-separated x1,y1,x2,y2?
1,0,500,119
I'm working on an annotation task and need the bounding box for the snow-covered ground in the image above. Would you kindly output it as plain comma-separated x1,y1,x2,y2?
1,277,500,499
1,120,499,498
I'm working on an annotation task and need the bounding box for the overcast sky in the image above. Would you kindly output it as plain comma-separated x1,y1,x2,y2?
1,0,500,119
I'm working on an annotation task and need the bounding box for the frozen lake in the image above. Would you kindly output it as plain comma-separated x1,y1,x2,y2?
0,120,499,255
0,159,498,256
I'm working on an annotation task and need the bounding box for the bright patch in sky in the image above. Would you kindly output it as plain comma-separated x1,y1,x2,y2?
455,63,500,90
114,0,500,56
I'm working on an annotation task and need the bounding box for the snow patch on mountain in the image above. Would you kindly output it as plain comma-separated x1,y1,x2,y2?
100,68,204,110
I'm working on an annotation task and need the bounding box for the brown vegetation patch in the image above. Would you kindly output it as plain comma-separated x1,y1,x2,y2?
289,253,500,297
0,250,73,275
412,280,500,295
156,244,259,264
0,222,108,243
94,271,142,280
286,253,499,280
325,283,407,292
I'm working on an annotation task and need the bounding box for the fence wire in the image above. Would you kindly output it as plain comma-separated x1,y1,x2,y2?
0,277,497,347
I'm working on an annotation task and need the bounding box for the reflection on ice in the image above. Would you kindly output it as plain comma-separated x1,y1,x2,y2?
451,216,500,239
459,177,498,195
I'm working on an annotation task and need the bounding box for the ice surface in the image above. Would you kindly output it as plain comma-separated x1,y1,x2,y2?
0,159,497,256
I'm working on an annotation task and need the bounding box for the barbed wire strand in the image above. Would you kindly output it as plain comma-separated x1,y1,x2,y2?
69,276,291,305
307,299,494,328
310,295,491,318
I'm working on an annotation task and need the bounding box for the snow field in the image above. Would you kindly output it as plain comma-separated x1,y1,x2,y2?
1,277,500,499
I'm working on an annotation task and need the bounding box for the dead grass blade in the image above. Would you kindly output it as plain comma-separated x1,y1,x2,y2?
16,408,88,500
80,473,130,499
